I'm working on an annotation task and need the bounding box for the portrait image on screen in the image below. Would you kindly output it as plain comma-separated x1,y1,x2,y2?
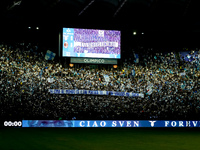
62,28,121,59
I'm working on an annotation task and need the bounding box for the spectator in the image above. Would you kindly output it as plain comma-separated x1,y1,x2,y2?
0,43,200,120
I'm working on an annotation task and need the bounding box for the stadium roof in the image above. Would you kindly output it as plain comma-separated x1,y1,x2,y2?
0,0,200,30
1,0,200,49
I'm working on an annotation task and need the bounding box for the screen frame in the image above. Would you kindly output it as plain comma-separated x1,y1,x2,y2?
61,27,121,59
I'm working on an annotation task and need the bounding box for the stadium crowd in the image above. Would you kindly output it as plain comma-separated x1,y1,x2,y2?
1,43,200,120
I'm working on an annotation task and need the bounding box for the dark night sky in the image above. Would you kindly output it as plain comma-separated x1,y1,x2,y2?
1,0,200,52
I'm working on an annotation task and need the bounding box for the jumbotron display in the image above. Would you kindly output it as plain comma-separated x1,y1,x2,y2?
62,28,121,59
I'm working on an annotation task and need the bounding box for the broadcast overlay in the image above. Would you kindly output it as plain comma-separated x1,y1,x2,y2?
3,120,200,127
62,28,121,59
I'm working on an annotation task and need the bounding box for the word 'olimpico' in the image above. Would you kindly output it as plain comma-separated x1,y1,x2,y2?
84,59,105,63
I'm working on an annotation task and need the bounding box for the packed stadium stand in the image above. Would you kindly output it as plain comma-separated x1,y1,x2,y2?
1,44,200,121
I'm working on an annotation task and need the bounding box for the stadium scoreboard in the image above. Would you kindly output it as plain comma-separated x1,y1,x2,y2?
62,28,121,59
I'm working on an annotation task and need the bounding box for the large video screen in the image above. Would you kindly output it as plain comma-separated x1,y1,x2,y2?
62,28,121,59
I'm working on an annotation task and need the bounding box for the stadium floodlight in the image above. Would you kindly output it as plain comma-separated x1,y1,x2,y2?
36,27,39,30
8,0,22,10
113,65,118,69
142,32,144,35
14,1,22,6
133,32,136,35
69,64,74,67
28,27,31,29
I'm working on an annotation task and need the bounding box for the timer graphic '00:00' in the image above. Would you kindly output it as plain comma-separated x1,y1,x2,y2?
4,121,22,126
